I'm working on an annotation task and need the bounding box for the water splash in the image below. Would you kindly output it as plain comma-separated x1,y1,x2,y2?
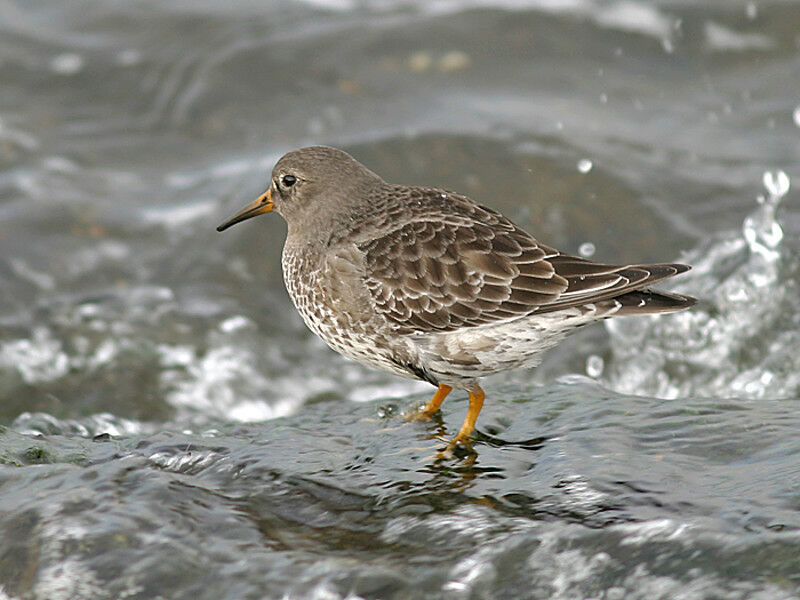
0,327,69,384
157,342,300,422
12,411,144,438
743,172,786,262
604,171,796,400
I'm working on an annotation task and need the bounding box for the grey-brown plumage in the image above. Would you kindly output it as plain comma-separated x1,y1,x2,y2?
217,146,695,448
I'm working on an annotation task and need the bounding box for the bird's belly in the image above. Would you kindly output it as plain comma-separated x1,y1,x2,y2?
415,307,599,384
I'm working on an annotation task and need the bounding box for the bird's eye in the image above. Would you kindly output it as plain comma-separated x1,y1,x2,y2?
281,174,297,188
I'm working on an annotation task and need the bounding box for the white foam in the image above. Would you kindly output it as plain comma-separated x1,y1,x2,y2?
141,198,217,229
49,52,84,75
704,21,774,52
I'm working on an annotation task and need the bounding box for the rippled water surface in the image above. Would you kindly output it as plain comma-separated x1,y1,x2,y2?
1,1,799,598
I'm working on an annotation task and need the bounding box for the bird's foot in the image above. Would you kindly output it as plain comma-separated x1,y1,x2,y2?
446,431,473,450
405,407,439,422
433,433,476,460
406,384,452,422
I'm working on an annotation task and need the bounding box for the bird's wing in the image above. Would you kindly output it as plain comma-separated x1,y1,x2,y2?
530,251,691,315
358,192,690,334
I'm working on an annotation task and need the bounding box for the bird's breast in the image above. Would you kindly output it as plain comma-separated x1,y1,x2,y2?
281,245,328,337
281,244,415,378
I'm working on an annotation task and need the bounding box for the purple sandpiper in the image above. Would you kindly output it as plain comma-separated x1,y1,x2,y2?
217,146,694,448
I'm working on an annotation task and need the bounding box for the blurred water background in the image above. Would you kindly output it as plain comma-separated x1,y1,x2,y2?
1,1,799,598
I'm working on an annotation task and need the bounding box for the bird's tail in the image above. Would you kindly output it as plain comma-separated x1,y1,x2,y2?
611,288,696,316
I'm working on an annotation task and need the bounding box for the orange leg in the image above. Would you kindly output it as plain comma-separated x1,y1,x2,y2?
420,384,452,417
448,385,485,448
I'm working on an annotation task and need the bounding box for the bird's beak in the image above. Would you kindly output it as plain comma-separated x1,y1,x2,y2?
216,188,274,232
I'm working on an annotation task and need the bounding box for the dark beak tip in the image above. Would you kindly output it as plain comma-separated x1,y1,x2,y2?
216,219,235,232
215,192,273,233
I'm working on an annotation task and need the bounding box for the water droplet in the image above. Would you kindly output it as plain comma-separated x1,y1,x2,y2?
377,404,397,418
763,170,790,198
586,355,604,378
49,52,84,75
577,159,593,174
793,105,800,128
746,2,757,19
599,93,608,104
438,51,470,73
219,315,253,333
579,242,596,258
42,156,78,173
116,49,142,67
408,52,432,73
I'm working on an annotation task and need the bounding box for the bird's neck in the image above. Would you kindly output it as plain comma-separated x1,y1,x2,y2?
286,181,389,249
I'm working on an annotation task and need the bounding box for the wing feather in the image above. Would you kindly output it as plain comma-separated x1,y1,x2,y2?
357,188,691,333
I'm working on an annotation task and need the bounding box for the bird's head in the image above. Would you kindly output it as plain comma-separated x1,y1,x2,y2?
216,146,382,233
